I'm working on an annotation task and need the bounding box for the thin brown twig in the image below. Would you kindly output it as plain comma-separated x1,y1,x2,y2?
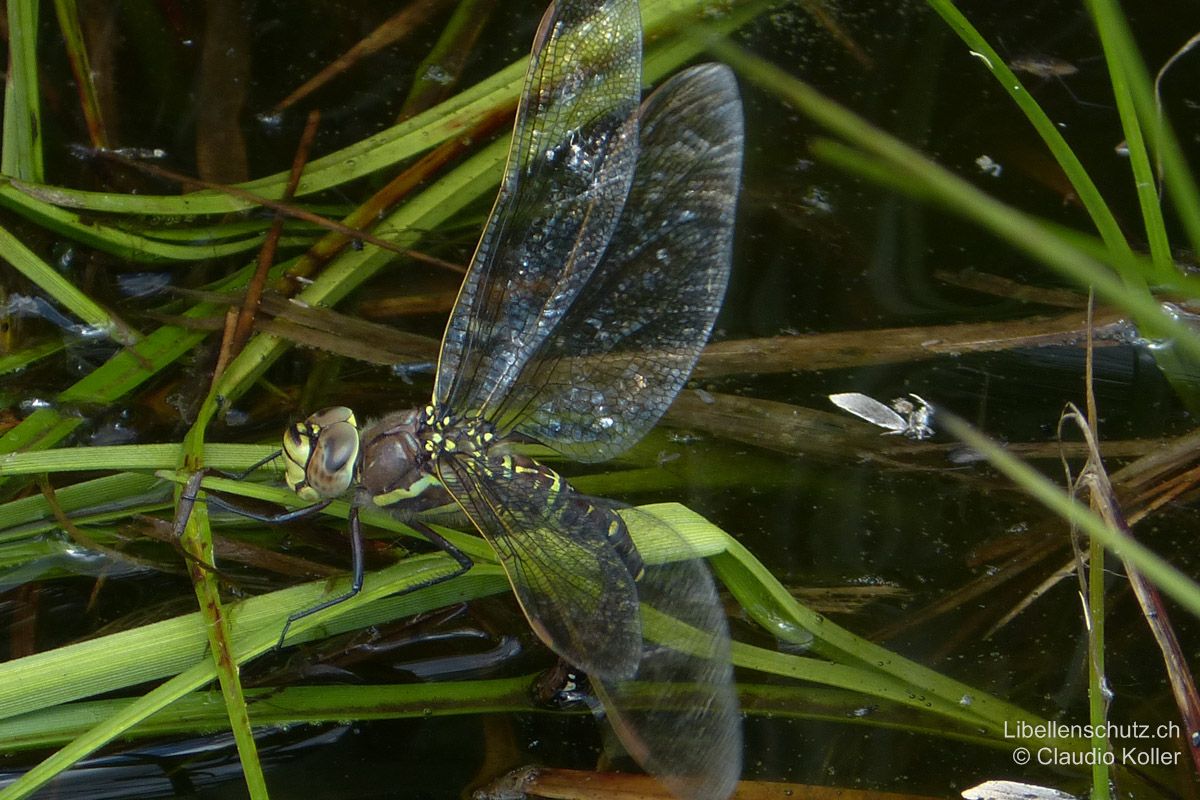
227,109,322,360
272,0,454,113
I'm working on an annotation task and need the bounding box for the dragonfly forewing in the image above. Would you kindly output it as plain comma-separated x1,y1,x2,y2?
508,63,744,462
436,0,643,421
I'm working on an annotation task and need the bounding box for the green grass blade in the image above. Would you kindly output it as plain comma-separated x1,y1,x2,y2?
1082,0,1200,258
0,444,277,477
1082,0,1172,284
0,322,210,459
2,0,44,181
0,677,543,751
0,183,274,262
0,340,63,376
0,471,165,532
176,481,268,799
922,0,1133,263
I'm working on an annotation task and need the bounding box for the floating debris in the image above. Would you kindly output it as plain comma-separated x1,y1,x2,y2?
975,154,1002,177
828,392,934,440
1009,55,1079,78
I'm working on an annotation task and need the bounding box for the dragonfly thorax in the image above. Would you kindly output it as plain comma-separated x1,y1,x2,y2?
357,407,453,512
421,404,497,460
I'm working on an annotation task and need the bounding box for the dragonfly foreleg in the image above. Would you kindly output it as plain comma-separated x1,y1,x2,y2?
277,504,367,647
204,493,333,525
274,516,473,648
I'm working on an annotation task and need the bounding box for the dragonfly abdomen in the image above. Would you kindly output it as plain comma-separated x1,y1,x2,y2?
498,452,646,582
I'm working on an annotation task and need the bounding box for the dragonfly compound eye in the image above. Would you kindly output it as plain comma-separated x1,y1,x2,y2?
282,422,315,496
303,420,360,500
283,408,361,501
309,406,357,429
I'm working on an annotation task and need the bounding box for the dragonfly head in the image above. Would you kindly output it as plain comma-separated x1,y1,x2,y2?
283,406,361,502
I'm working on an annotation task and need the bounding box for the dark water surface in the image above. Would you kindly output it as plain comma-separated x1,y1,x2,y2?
2,0,1199,797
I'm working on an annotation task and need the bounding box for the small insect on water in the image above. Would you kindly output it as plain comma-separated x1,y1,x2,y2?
829,392,935,440
277,0,744,797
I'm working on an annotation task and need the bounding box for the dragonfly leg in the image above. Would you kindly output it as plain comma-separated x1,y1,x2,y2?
277,505,367,647
273,517,473,648
228,449,284,481
408,520,474,582
205,493,332,524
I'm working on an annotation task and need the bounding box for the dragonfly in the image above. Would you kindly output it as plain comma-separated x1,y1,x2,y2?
279,0,743,796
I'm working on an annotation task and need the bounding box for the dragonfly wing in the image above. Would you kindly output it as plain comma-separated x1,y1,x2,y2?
435,0,643,420
594,507,741,800
435,451,642,679
501,64,744,461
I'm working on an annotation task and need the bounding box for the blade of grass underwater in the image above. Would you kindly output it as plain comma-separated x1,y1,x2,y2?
0,679,1023,753
941,413,1200,619
9,0,765,219
398,0,495,119
0,321,212,460
2,0,44,181
0,677,543,751
701,45,1200,365
0,340,63,375
0,224,139,345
